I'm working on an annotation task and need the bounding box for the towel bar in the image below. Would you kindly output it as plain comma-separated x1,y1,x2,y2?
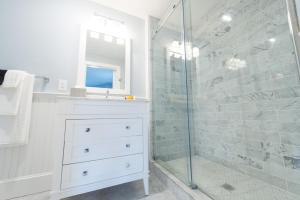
35,75,50,83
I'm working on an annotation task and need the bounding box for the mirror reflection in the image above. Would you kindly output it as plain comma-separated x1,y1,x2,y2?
85,30,126,90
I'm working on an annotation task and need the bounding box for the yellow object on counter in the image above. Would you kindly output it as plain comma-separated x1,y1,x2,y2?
125,95,135,100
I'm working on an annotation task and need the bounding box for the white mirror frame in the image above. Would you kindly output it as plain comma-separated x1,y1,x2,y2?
76,24,131,95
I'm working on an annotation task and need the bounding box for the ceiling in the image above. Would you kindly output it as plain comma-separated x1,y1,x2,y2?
91,0,219,37
91,0,173,19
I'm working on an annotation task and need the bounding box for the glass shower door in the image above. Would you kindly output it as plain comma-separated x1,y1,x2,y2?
151,0,193,186
186,0,300,199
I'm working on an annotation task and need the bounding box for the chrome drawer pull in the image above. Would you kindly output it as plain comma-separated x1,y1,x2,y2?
125,126,130,130
84,148,90,153
125,144,131,148
85,128,91,133
82,171,88,176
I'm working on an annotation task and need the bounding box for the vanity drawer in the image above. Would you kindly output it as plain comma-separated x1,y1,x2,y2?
61,154,143,189
63,136,143,164
65,118,142,144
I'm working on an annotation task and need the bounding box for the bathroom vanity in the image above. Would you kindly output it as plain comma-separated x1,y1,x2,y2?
51,97,149,199
49,13,151,199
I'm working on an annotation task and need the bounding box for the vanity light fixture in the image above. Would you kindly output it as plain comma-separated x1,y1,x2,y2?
91,15,128,39
104,35,113,42
170,40,184,58
221,14,232,22
168,41,200,60
90,31,99,39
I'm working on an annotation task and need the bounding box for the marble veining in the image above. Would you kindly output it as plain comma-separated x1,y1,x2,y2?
151,0,300,199
191,0,300,198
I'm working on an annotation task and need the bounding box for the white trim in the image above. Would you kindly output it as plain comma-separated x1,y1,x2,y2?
76,24,131,96
11,191,51,200
76,24,87,88
0,173,52,200
145,16,151,100
51,173,144,200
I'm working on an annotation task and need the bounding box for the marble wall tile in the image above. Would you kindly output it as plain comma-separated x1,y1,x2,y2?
190,0,300,197
287,181,300,196
278,110,300,122
151,0,300,198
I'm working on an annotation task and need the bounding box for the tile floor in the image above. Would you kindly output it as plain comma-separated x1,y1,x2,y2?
65,174,178,200
159,156,300,200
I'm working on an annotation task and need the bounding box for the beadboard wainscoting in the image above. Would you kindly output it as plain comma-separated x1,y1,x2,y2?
0,93,56,200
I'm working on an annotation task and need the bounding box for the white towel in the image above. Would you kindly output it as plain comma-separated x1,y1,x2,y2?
0,73,34,145
0,70,32,115
2,70,28,88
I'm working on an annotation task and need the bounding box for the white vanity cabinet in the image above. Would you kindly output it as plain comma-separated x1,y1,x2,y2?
51,98,149,199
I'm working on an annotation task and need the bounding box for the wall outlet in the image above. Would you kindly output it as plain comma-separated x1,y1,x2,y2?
58,79,68,91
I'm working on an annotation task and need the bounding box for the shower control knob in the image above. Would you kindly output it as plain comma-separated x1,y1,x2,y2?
125,126,130,130
125,163,130,168
126,144,131,148
84,148,90,153
85,128,91,133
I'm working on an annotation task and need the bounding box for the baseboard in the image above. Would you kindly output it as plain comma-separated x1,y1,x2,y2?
10,191,51,200
0,173,52,200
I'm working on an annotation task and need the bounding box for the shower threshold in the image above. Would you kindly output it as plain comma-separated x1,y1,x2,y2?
151,160,213,200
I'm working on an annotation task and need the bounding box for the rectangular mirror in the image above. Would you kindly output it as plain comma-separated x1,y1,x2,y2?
77,18,131,95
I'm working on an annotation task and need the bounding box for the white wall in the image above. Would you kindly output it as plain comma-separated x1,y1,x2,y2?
0,0,146,97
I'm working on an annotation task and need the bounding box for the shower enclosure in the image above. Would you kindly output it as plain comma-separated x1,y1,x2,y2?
151,0,300,199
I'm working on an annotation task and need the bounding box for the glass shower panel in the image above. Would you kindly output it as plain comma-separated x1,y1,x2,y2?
187,0,300,199
151,1,192,186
